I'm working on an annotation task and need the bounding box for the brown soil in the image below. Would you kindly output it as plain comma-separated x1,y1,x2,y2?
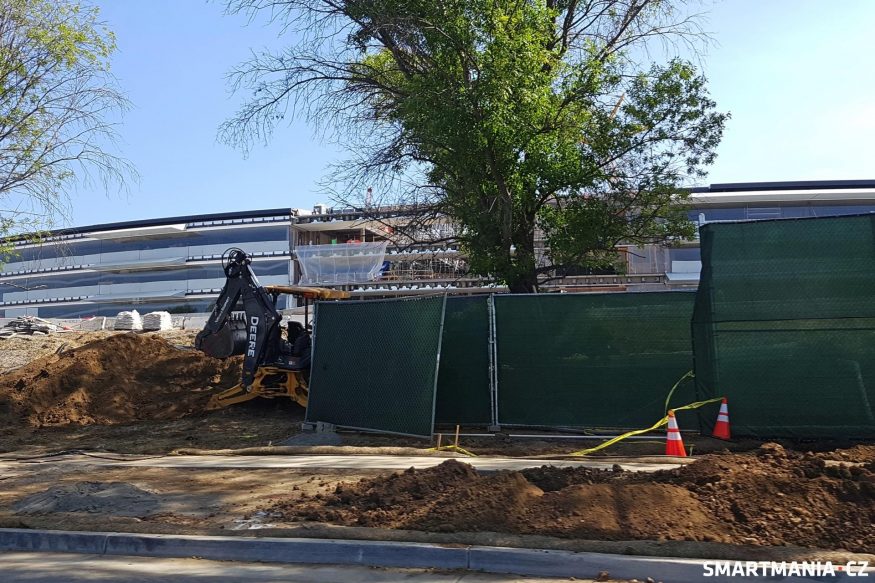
0,464,377,532
274,444,875,554
651,443,875,551
0,400,306,454
0,330,199,374
0,456,871,562
818,444,875,464
0,333,240,427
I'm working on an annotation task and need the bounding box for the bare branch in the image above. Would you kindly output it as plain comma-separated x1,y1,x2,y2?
0,0,136,243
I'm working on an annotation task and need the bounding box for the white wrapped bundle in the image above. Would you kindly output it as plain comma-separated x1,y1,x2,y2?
142,311,173,331
114,310,143,331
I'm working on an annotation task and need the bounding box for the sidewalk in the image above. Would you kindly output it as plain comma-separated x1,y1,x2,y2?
6,528,866,583
0,453,684,472
0,551,579,583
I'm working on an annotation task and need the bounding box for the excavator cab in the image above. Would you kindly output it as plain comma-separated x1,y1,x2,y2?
195,248,349,410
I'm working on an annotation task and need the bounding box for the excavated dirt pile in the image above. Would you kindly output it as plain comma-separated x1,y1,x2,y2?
0,334,240,427
276,444,875,553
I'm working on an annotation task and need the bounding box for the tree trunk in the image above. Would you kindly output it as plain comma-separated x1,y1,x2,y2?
507,276,537,293
507,223,538,293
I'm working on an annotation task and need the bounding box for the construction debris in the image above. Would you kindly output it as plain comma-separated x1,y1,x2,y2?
113,310,143,331
0,316,63,338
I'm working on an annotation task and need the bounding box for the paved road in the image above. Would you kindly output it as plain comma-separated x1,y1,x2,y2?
0,552,582,583
1,453,682,472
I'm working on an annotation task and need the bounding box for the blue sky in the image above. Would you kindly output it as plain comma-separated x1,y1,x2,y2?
70,0,875,227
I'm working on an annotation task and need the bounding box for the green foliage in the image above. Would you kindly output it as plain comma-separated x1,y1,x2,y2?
224,0,727,291
0,0,131,256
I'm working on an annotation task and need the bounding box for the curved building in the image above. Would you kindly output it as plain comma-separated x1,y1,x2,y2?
2,180,874,318
0,209,293,318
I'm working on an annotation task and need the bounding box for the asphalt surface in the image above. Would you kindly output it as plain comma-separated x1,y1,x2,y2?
0,552,583,583
0,453,683,472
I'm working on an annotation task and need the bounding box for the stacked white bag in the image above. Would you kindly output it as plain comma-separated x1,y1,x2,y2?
114,310,143,331
142,311,173,331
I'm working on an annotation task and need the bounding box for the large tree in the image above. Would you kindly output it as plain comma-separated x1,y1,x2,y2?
223,0,726,292
0,0,132,254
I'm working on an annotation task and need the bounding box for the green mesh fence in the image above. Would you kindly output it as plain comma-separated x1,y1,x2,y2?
434,296,493,426
305,295,447,437
693,214,875,438
495,292,696,428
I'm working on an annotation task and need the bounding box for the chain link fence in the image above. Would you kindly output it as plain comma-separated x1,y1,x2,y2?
693,214,875,438
434,296,493,425
305,295,447,437
494,292,697,429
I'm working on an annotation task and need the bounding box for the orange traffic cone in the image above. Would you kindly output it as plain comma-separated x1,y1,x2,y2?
712,397,731,440
665,410,687,457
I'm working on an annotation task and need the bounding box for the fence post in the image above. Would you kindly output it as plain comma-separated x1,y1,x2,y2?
488,294,500,431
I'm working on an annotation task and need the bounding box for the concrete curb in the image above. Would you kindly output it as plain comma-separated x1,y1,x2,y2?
0,528,869,582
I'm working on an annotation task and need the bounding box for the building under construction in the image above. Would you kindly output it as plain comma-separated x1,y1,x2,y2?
1,180,874,318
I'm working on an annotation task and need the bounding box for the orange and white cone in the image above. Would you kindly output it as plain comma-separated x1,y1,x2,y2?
712,397,731,440
665,410,687,457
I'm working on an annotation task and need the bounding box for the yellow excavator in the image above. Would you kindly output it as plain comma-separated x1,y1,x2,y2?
194,248,349,410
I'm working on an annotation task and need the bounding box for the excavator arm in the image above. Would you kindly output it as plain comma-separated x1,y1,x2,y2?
195,248,280,388
194,248,350,411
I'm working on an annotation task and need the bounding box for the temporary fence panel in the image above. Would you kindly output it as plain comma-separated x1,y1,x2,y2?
693,214,875,438
495,292,696,428
434,296,493,426
305,295,446,437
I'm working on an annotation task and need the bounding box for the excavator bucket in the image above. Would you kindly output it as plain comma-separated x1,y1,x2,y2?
206,366,309,410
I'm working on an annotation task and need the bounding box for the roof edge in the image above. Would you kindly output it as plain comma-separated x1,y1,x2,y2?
4,208,294,243
690,179,875,193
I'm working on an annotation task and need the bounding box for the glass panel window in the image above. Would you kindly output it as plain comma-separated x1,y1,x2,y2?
185,225,290,246
745,207,782,220
779,206,809,218
668,247,701,262
809,205,875,217
701,208,746,221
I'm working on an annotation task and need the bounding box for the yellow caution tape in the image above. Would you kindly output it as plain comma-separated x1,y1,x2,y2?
664,370,695,414
570,396,725,456
427,444,477,457
671,396,727,414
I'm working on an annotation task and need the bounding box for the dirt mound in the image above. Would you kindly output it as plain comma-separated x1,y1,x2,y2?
281,459,728,543
653,443,875,551
819,444,875,464
0,334,240,427
0,330,200,374
521,464,624,491
276,446,875,553
0,331,106,374
13,481,160,517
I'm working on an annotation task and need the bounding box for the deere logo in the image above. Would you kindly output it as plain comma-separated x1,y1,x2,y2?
246,316,259,357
